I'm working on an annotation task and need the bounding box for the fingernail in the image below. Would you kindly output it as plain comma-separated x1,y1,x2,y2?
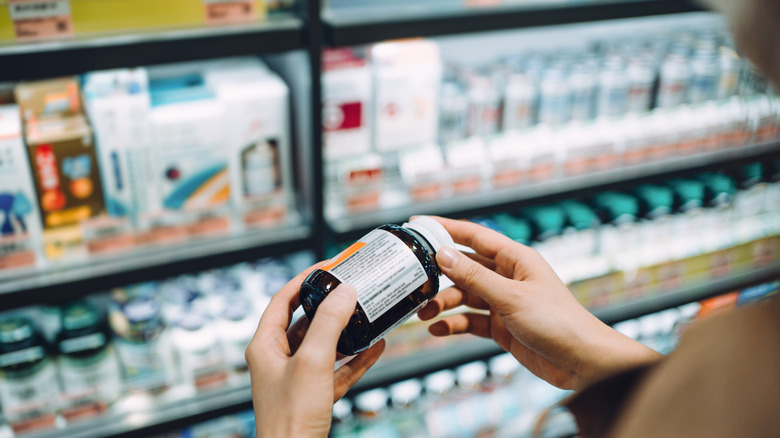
437,246,458,269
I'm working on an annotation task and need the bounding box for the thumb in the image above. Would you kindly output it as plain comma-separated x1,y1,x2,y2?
436,246,514,310
297,284,357,363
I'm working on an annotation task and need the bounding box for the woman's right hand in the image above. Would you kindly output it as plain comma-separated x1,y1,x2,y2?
418,217,661,392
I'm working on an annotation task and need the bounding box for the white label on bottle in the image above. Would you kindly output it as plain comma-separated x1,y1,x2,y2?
368,299,428,348
60,333,106,355
59,352,123,403
114,338,168,391
325,229,427,323
0,362,59,419
0,347,45,368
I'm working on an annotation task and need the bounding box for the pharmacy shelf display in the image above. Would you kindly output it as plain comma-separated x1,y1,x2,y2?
0,16,304,82
0,223,312,310
16,257,777,438
327,142,780,238
322,0,702,47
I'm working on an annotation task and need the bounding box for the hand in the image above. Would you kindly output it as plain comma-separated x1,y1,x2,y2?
246,263,386,438
418,217,661,392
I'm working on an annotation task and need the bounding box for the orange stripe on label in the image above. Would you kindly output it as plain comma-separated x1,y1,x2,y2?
321,241,366,272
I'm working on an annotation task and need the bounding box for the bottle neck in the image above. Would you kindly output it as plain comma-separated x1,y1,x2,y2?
403,227,436,257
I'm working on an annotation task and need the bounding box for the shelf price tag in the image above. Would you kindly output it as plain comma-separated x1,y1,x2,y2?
203,0,257,25
8,0,73,42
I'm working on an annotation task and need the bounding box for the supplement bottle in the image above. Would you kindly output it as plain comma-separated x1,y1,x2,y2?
300,216,454,356
0,316,60,434
56,300,123,419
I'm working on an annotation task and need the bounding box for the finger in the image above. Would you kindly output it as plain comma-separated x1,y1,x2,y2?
286,315,310,355
429,216,517,259
257,260,327,335
464,251,497,271
435,245,518,311
417,287,489,321
428,312,491,338
333,340,386,401
296,284,357,366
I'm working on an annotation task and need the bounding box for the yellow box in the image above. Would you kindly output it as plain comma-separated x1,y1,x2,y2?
0,2,15,43
70,0,267,35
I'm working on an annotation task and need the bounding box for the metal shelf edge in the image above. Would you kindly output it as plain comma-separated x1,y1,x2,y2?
327,141,780,237
323,0,703,47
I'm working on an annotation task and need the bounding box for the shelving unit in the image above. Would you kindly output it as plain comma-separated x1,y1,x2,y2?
1,0,776,436
0,16,305,82
327,141,780,239
0,220,312,310
322,0,702,47
16,258,777,438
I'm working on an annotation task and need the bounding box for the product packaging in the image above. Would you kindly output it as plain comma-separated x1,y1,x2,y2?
488,131,529,188
142,69,231,241
203,61,292,229
15,78,106,261
444,137,488,195
336,153,384,212
0,105,43,271
399,144,447,202
371,40,442,152
81,68,152,253
322,48,372,160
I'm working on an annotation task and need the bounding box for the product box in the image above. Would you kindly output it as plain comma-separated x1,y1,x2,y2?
0,105,43,271
371,40,442,152
81,68,152,253
336,153,384,212
203,62,292,229
444,137,488,196
399,144,446,202
144,73,230,240
16,78,106,260
322,48,372,161
489,131,529,188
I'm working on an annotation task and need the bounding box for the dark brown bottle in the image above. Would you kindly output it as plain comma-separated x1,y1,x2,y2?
301,216,454,355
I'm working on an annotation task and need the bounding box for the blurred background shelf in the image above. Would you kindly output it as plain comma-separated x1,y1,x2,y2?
0,220,312,310
323,0,702,47
351,259,780,392
21,384,254,438
0,16,305,81
327,140,780,238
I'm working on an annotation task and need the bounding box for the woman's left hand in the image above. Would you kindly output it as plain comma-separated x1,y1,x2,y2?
246,263,386,438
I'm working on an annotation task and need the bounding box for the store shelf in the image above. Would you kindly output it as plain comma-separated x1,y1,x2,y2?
323,0,702,47
0,220,312,310
351,259,780,392
327,141,780,237
0,16,305,82
21,384,254,438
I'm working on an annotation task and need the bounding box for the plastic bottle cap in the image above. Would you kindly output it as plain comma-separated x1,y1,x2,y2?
592,192,639,224
354,388,389,414
734,162,763,189
521,205,566,241
123,299,159,323
389,379,422,406
697,172,737,205
402,216,455,252
456,361,488,388
424,370,456,396
61,301,101,332
558,200,600,231
666,179,705,211
332,398,353,421
488,353,520,380
632,184,674,218
0,317,34,344
492,213,533,245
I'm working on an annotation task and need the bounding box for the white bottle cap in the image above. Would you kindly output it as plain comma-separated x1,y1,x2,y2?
424,370,456,396
354,388,389,414
402,216,455,252
488,353,520,381
456,361,488,388
389,379,422,406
